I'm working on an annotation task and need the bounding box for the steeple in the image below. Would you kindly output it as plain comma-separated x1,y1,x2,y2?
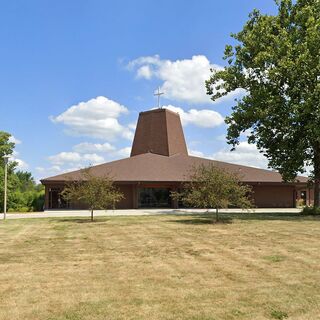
130,108,188,157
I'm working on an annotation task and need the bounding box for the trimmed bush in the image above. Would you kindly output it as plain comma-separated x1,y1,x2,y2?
301,206,320,215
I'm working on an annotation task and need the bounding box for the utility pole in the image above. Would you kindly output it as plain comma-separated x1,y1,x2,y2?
3,155,9,220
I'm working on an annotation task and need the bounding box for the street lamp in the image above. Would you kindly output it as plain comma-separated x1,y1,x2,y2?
3,155,10,220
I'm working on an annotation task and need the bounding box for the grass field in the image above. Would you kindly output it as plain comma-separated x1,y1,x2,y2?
0,212,320,320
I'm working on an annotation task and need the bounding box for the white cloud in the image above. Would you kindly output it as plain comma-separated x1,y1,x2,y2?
164,105,224,128
212,141,269,169
48,152,104,166
36,165,85,179
189,149,205,157
137,65,153,79
73,142,115,153
14,158,29,170
72,142,131,158
51,96,134,141
114,147,131,158
43,144,132,178
9,150,29,170
128,55,245,104
128,122,137,130
9,136,21,145
36,165,61,174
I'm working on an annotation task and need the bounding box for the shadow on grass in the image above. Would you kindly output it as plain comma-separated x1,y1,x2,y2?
167,212,320,224
170,216,233,225
53,212,320,225
55,217,110,224
227,211,320,221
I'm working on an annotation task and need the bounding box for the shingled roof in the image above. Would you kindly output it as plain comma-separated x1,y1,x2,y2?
41,108,308,185
41,152,308,184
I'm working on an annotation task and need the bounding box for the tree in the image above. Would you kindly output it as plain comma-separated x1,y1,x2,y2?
206,0,320,206
0,131,15,166
172,164,253,222
0,131,17,211
15,171,35,192
0,131,45,213
61,168,124,221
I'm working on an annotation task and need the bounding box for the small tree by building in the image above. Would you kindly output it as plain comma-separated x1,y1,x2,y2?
172,164,253,222
61,168,124,221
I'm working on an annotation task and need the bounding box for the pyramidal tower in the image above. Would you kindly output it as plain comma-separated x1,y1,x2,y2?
130,108,188,157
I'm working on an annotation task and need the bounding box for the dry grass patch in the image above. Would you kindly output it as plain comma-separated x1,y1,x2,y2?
0,213,320,320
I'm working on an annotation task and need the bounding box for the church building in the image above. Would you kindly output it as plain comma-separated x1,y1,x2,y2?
41,108,310,209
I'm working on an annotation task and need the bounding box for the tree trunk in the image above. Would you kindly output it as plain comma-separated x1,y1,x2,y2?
91,209,94,221
215,207,219,222
314,177,320,208
314,144,320,208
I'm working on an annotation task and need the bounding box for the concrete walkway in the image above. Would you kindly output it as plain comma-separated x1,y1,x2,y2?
0,208,302,220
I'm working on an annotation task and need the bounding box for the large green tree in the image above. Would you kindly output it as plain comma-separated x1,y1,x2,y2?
206,0,320,206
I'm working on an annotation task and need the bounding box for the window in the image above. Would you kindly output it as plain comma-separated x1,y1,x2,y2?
138,188,171,208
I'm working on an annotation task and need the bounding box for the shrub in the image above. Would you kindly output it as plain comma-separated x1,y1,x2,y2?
301,206,320,215
31,190,45,211
8,206,31,213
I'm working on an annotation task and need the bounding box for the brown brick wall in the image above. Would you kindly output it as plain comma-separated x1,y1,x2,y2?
251,185,295,208
130,109,188,157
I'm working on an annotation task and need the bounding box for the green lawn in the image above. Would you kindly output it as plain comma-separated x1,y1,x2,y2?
0,213,320,320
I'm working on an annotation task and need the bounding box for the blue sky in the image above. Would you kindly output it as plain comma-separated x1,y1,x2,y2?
0,0,278,181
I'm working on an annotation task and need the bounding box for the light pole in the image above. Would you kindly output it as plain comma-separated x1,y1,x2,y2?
3,155,10,220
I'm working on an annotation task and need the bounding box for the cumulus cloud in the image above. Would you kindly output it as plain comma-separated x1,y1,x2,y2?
72,142,131,158
48,152,105,166
164,105,224,128
14,158,29,170
73,142,115,153
212,141,269,169
113,147,131,158
9,136,21,145
128,122,137,130
50,96,134,141
9,146,29,170
128,55,245,104
36,165,61,174
189,149,205,157
36,165,85,179
42,144,132,178
137,65,153,79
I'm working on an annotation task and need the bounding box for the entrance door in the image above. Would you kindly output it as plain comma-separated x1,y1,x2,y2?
49,188,68,209
138,188,171,208
300,190,307,206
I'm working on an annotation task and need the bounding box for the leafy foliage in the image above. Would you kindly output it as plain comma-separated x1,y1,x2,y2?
206,0,320,204
301,205,320,215
0,131,15,167
0,130,44,212
61,168,124,221
172,164,253,221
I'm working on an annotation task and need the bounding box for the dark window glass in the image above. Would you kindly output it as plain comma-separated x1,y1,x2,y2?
49,188,68,209
138,188,171,208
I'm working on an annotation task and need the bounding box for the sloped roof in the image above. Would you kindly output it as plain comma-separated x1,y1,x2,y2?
41,153,308,184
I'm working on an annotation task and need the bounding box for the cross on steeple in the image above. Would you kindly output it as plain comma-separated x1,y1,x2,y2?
154,87,164,109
